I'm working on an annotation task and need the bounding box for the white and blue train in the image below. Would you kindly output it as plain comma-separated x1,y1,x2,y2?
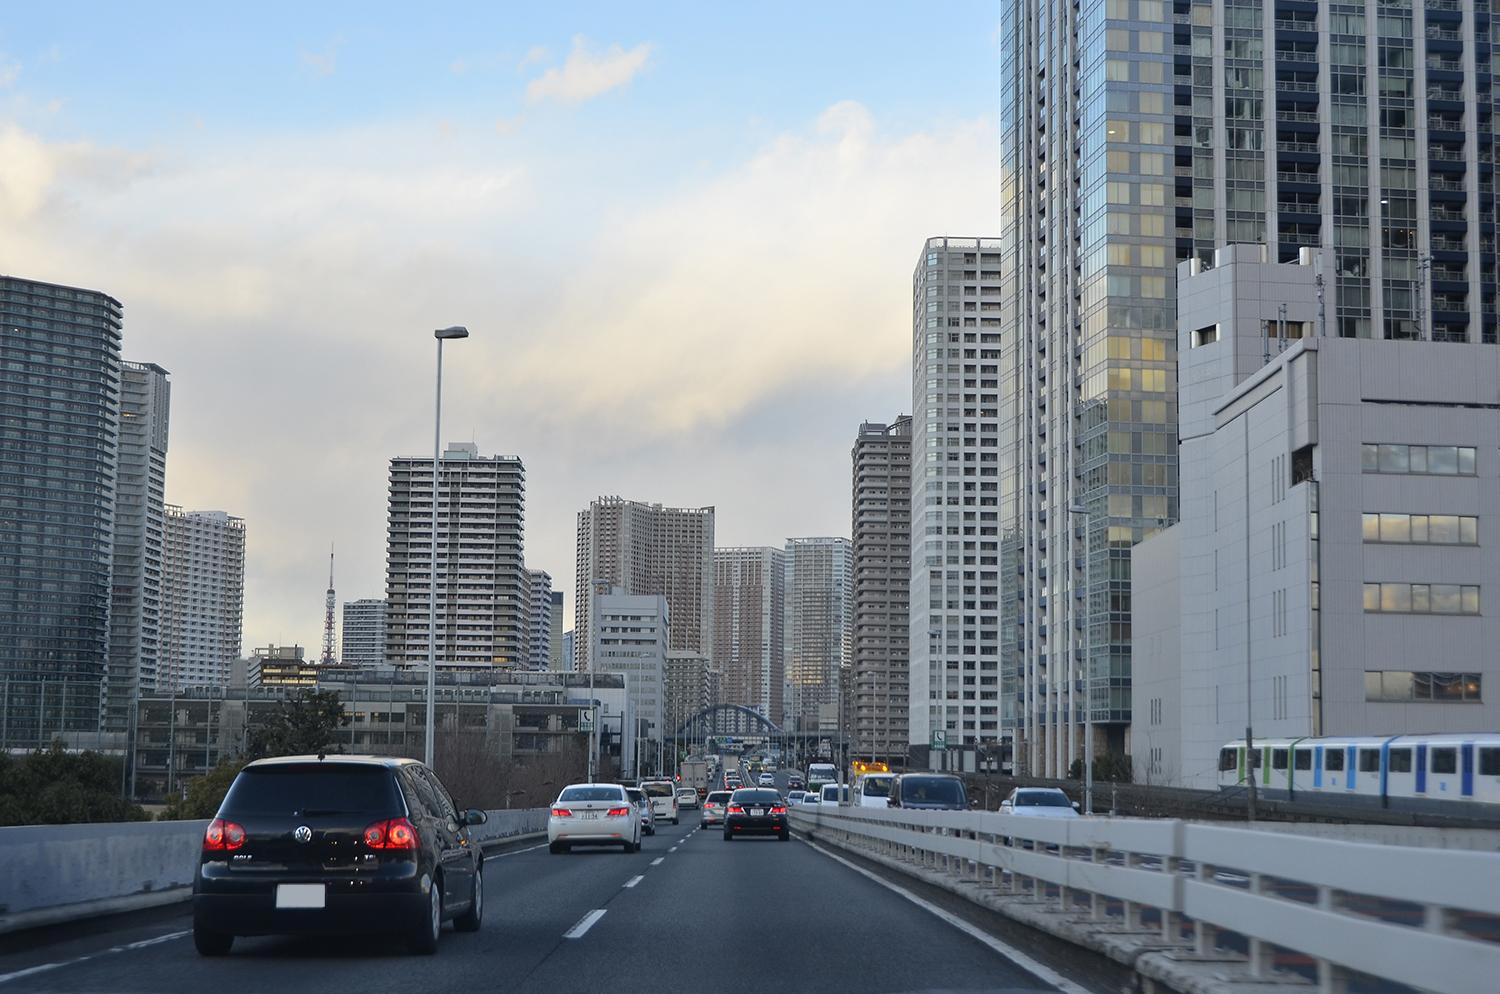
1217,734,1500,816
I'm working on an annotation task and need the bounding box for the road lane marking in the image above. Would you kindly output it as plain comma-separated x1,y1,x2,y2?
803,839,1092,994
563,909,607,939
485,842,548,861
623,875,644,888
669,846,678,853
651,857,664,865
0,930,190,987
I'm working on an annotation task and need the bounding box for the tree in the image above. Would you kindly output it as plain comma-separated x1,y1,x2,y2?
0,742,149,826
248,689,349,758
1068,753,1135,784
158,757,247,821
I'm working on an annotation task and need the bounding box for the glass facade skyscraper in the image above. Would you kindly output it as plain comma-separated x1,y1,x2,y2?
0,276,123,748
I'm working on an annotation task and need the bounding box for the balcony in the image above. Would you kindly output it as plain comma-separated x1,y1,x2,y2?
1277,139,1320,153
1275,49,1319,63
1427,27,1464,42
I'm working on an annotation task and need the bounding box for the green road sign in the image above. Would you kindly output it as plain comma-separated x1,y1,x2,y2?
930,729,947,751
580,708,595,732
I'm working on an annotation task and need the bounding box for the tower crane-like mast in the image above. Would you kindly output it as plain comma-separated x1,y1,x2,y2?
321,546,337,665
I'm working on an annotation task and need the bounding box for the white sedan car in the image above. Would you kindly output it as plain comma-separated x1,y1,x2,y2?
549,783,642,853
999,787,1081,818
757,773,776,787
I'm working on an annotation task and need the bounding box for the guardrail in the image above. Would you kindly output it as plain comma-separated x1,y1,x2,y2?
0,809,547,934
790,805,1500,994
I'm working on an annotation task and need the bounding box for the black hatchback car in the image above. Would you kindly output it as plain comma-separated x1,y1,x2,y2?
193,755,488,956
722,788,789,841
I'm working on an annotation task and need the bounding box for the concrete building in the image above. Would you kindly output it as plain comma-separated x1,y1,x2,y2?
852,417,912,765
0,276,123,749
561,630,575,673
160,508,245,692
1134,247,1500,788
104,362,171,733
249,644,316,688
384,443,526,670
593,589,669,778
665,649,714,743
784,537,852,735
340,598,387,668
712,547,786,725
548,591,564,670
574,497,714,674
525,569,553,671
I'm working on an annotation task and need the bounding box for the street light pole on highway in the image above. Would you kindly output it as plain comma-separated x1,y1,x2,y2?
1067,502,1093,816
425,325,469,767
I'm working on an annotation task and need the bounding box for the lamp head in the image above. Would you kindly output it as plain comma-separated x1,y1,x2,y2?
434,326,470,340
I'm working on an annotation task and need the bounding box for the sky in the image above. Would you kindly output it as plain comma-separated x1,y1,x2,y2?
0,2,1001,647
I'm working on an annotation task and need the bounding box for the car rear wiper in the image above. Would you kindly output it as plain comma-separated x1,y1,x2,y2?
296,808,350,816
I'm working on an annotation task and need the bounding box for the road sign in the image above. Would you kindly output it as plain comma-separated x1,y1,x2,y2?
930,729,947,751
580,707,595,732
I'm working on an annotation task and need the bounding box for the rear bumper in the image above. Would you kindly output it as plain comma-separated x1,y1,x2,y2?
724,815,787,834
193,869,426,936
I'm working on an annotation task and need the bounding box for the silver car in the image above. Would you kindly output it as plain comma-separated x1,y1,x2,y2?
700,790,733,828
625,787,656,836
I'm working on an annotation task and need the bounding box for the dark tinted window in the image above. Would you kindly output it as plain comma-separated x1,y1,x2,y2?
1218,748,1237,772
641,781,674,797
1479,748,1500,777
899,777,965,806
1014,790,1071,808
1358,749,1381,773
1388,749,1412,773
861,777,893,797
1325,749,1344,771
1273,749,1289,770
1294,749,1312,771
732,790,780,804
705,791,733,803
625,789,646,804
1432,748,1458,774
221,764,402,816
558,786,626,802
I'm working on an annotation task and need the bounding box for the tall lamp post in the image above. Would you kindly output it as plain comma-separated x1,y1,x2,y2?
1067,502,1094,816
425,325,469,767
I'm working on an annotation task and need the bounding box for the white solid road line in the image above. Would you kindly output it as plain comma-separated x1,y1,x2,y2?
485,842,548,861
0,930,191,987
622,875,644,889
651,857,664,866
802,839,1093,994
563,909,607,939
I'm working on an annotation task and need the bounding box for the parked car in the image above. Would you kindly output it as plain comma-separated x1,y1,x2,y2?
192,755,486,957
640,779,680,825
676,787,700,810
625,787,656,836
723,788,789,841
888,774,968,811
701,790,733,827
999,787,1080,818
549,783,642,853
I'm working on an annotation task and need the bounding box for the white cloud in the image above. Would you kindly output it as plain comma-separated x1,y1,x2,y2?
525,36,651,104
516,45,549,72
300,39,341,77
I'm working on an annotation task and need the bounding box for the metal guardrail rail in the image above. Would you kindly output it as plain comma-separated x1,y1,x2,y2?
790,805,1500,994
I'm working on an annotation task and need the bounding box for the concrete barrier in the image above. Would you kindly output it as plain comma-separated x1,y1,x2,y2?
0,808,548,934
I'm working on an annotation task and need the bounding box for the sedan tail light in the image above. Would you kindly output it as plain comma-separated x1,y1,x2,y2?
771,806,787,815
551,807,573,817
727,805,744,814
203,818,246,851
606,807,631,817
363,817,419,849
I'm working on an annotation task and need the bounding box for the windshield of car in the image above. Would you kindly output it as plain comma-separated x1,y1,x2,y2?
558,786,626,803
221,764,402,816
641,781,674,797
861,777,893,797
899,777,965,806
1014,791,1072,808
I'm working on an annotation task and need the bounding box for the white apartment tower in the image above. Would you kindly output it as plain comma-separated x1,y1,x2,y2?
593,589,670,778
784,537,852,734
712,547,786,725
384,442,526,669
160,508,245,690
525,569,553,671
340,598,387,668
574,497,714,673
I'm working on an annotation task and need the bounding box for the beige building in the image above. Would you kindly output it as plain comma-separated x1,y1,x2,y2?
713,547,785,725
784,537,852,733
160,508,245,692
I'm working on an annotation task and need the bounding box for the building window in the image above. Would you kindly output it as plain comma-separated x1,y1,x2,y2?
1363,670,1483,702
1361,513,1478,545
1362,583,1481,614
1360,443,1477,476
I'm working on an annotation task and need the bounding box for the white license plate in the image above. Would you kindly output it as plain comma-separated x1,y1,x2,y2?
751,808,765,816
582,811,600,820
275,884,326,909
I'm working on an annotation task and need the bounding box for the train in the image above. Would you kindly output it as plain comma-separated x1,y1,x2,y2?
1217,733,1500,816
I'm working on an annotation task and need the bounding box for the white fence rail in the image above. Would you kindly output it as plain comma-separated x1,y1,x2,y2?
790,805,1500,994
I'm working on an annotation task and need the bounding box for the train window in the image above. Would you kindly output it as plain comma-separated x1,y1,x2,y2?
1325,749,1345,771
1218,748,1237,772
1358,749,1380,773
1294,749,1312,770
1272,749,1288,770
1249,749,1262,769
1480,748,1500,776
1431,747,1458,774
1388,749,1412,773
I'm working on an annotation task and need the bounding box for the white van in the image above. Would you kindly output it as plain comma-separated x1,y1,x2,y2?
819,783,851,807
640,780,679,824
855,773,896,808
806,763,839,792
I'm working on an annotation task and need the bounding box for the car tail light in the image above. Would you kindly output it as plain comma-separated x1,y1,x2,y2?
203,818,246,851
363,817,419,849
551,807,572,817
771,806,787,814
727,805,744,814
606,807,630,817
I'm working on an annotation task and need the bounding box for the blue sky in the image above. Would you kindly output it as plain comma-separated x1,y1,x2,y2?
0,3,1000,648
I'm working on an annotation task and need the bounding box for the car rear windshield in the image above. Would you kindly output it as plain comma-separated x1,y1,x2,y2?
625,790,645,803
733,790,780,804
1016,791,1072,807
706,792,732,803
221,764,402,816
558,786,625,802
641,782,674,797
899,777,965,806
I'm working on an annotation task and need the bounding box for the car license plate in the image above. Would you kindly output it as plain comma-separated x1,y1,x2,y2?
275,884,325,909
751,807,765,816
582,811,600,820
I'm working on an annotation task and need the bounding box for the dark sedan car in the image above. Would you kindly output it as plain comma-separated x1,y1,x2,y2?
193,755,487,956
722,788,789,841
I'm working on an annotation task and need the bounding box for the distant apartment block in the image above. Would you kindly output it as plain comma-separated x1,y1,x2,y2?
784,537,852,734
250,644,316,688
593,589,669,778
548,591,564,669
526,569,553,670
852,417,911,764
340,598,387,668
713,547,785,725
160,508,245,691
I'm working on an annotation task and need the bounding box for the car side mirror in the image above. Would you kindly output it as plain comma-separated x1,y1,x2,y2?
464,808,488,826
1072,802,1081,812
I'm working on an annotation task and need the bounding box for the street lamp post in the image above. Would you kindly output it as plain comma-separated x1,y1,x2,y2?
1067,502,1094,816
426,325,469,767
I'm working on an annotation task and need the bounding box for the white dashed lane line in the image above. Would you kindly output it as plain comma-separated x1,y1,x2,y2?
0,930,190,987
563,909,607,939
485,842,548,861
622,875,644,888
650,857,664,866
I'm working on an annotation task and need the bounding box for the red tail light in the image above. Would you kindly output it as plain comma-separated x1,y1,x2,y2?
606,807,631,817
363,817,419,849
551,807,572,817
203,818,246,851
727,805,744,814
771,806,787,815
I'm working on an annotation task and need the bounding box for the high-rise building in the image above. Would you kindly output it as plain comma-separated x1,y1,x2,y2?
340,598,388,668
593,589,669,778
384,442,526,670
665,649,714,741
712,547,785,724
784,537,852,735
548,591,564,669
574,497,714,673
525,569,553,670
562,630,575,672
852,417,911,765
160,508,246,690
249,644,316,688
104,362,171,733
0,276,123,748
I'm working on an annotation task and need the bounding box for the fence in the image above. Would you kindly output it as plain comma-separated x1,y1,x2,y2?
790,805,1500,994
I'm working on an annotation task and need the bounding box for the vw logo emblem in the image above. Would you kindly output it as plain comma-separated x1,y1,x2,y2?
293,825,312,843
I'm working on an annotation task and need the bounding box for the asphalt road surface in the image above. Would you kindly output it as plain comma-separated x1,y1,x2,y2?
0,809,1079,994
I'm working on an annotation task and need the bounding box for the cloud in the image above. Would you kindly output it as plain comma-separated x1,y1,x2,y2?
516,45,548,72
0,124,151,220
525,36,651,104
300,39,341,77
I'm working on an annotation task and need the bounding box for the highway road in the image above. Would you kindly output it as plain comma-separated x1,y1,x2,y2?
0,799,1082,994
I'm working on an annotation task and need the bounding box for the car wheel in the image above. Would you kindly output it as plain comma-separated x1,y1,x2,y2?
723,829,733,841
193,925,233,957
454,865,483,932
549,840,566,854
672,817,680,825
409,878,442,955
778,831,790,842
